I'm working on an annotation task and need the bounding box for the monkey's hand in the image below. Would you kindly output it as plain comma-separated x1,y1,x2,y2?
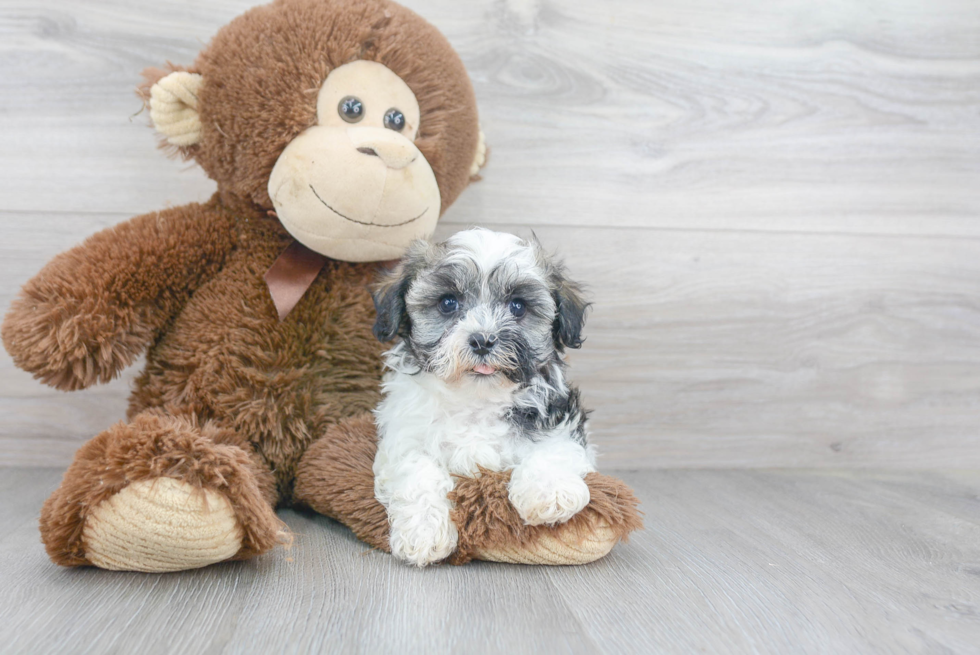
1,201,236,390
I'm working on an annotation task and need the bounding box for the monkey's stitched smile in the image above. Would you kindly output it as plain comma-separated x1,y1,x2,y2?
309,184,427,227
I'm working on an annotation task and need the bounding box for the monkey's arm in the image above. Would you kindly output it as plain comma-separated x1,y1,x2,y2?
1,201,237,391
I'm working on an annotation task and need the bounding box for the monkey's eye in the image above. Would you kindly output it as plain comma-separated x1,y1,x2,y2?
509,298,527,318
383,108,406,132
338,96,364,123
438,295,459,315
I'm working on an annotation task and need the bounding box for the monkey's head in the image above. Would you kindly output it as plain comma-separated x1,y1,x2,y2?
141,0,485,262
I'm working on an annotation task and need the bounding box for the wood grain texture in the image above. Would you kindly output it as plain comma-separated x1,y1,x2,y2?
2,0,980,468
1,0,978,234
2,467,980,654
4,216,979,468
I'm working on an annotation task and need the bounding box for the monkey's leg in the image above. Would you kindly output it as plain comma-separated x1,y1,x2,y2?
448,469,643,566
40,411,284,572
293,414,391,551
293,413,642,565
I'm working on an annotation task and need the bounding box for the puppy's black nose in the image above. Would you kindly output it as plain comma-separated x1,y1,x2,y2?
469,334,497,356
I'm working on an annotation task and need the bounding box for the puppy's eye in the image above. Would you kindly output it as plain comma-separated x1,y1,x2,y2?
338,96,364,123
509,298,527,318
383,108,406,131
438,295,459,314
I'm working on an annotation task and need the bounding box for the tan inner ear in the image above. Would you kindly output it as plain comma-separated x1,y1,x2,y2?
149,71,203,147
470,129,487,177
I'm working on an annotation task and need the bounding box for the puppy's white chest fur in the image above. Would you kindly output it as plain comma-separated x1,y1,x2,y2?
370,228,597,567
376,371,524,476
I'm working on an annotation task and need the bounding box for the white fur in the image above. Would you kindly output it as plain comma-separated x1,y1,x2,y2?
373,229,597,567
443,228,540,280
374,359,596,566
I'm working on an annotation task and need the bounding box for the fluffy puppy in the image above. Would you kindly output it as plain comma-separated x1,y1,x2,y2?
371,228,596,567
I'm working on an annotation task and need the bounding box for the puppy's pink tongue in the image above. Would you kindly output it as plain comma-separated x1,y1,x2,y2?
474,364,497,375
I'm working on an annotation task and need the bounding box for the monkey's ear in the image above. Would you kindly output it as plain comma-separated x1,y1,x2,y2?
550,270,590,352
146,70,204,147
469,129,488,177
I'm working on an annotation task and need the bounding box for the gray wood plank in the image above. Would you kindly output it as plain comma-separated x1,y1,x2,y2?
0,0,977,236
2,467,979,654
3,0,980,469
4,216,979,469
545,469,980,654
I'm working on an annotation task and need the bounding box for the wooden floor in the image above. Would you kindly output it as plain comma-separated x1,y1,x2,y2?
2,467,979,654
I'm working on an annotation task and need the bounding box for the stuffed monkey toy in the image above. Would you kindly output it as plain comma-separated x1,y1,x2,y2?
2,0,640,572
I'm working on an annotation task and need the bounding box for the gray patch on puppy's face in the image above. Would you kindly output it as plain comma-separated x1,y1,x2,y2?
374,228,593,445
395,229,559,384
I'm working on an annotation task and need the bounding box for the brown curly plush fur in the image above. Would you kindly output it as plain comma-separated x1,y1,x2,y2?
40,410,283,566
137,0,479,213
3,0,641,569
448,471,643,565
294,414,390,549
294,416,643,565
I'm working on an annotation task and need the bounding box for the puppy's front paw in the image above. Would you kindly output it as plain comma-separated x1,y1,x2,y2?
389,507,459,567
509,472,591,526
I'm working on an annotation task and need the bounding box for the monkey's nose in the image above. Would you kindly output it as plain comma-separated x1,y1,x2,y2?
469,334,497,356
347,128,417,170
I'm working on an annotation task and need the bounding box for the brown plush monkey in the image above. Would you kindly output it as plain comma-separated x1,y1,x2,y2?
2,0,640,572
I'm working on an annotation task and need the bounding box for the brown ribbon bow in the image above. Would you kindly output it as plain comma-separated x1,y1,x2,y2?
264,240,399,321
264,240,329,321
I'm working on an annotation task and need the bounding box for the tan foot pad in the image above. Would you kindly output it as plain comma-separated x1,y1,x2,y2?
82,477,243,572
474,519,618,565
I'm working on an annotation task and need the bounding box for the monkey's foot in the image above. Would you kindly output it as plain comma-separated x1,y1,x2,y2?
82,477,243,572
473,517,619,565
449,469,643,566
296,415,644,567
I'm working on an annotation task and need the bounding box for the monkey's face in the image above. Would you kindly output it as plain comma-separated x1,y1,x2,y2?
268,61,441,262
143,0,483,263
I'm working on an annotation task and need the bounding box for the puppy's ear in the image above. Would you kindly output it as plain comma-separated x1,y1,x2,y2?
372,270,410,342
371,241,431,342
530,234,590,351
552,274,590,351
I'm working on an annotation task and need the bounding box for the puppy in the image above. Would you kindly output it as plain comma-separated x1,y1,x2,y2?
371,228,596,567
